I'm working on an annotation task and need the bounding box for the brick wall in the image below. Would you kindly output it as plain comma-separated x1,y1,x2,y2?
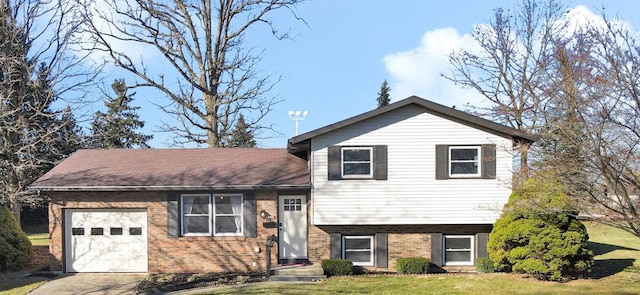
308,224,492,272
48,190,280,273
49,190,491,274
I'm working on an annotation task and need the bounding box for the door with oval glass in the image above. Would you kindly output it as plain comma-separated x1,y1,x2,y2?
278,195,307,261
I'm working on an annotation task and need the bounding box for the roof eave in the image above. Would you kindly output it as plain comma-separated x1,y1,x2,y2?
30,184,312,192
288,96,540,149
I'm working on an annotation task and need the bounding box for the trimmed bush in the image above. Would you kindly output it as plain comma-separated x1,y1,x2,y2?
488,172,594,281
0,206,32,271
321,259,353,276
396,257,430,274
475,257,495,273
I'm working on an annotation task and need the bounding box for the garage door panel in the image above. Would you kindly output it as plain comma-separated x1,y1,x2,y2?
65,209,148,273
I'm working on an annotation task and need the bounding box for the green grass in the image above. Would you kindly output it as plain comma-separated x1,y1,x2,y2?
199,222,640,295
27,233,49,247
0,268,49,295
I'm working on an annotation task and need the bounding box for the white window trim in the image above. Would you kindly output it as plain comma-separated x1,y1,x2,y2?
342,235,374,266
213,194,244,237
449,146,482,178
341,147,373,179
180,193,244,237
181,194,212,237
443,235,475,266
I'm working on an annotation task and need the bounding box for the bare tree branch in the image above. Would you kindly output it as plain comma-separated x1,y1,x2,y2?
82,0,306,147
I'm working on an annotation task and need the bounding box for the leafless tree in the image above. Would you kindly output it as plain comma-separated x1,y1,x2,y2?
82,0,307,147
444,0,568,177
0,0,101,224
544,17,640,237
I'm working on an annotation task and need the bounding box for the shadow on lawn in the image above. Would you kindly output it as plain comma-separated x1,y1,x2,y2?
587,241,638,256
586,241,638,279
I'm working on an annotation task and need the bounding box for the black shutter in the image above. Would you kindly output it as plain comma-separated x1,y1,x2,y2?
435,145,448,180
244,192,257,238
481,144,496,179
167,194,180,238
375,233,388,268
476,233,489,258
330,233,342,259
373,145,388,180
328,146,342,180
431,233,443,267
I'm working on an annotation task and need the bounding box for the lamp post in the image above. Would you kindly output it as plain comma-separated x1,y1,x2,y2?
288,110,308,135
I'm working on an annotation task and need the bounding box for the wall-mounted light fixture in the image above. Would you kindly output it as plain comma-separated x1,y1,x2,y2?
260,210,272,220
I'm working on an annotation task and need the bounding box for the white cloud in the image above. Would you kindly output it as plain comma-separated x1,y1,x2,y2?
382,27,486,109
383,5,635,111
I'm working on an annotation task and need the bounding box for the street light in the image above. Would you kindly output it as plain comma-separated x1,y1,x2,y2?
288,110,308,135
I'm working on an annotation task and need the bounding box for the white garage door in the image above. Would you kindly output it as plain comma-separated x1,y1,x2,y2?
64,209,148,272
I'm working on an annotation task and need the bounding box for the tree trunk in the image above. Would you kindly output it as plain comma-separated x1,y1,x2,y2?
519,141,531,176
10,197,21,228
205,93,219,147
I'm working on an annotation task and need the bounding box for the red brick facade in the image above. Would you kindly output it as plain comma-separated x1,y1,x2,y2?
48,190,280,273
49,191,490,273
309,224,491,272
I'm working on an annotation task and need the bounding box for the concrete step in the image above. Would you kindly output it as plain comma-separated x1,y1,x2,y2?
269,264,326,282
269,275,326,282
271,264,324,276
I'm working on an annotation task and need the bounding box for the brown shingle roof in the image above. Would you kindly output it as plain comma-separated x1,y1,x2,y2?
30,148,309,191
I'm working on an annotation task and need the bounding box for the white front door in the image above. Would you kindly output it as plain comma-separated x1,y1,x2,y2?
278,195,308,260
64,209,148,272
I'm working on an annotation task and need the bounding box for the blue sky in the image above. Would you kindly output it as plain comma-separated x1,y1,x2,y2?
100,0,640,148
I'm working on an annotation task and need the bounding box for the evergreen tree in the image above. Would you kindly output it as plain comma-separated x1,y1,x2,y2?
227,114,256,147
0,205,32,271
90,79,152,149
376,80,391,108
488,171,593,281
0,19,71,224
0,0,102,225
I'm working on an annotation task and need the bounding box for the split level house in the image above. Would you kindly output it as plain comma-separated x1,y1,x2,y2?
30,96,537,273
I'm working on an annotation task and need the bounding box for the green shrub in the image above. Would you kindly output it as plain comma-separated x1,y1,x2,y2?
396,257,430,274
0,206,32,271
475,257,495,273
321,259,353,276
488,172,594,281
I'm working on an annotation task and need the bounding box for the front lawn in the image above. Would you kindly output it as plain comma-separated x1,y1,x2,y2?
198,222,640,295
27,233,49,247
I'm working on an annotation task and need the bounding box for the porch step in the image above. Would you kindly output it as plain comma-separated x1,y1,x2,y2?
269,275,326,282
270,264,326,282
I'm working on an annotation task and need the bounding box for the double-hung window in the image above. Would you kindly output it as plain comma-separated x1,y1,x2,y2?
214,195,243,236
449,146,481,177
342,236,374,266
443,235,474,265
341,147,373,178
181,194,243,236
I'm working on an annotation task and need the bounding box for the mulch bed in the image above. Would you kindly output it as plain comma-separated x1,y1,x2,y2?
135,272,266,294
29,246,49,267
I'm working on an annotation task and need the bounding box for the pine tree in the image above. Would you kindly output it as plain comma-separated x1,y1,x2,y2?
90,79,152,149
0,42,73,224
376,80,391,108
0,0,103,225
227,114,256,147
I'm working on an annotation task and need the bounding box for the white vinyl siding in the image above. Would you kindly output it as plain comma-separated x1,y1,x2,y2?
311,105,513,225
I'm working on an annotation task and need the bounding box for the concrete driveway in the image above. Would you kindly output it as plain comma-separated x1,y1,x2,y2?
28,273,147,295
